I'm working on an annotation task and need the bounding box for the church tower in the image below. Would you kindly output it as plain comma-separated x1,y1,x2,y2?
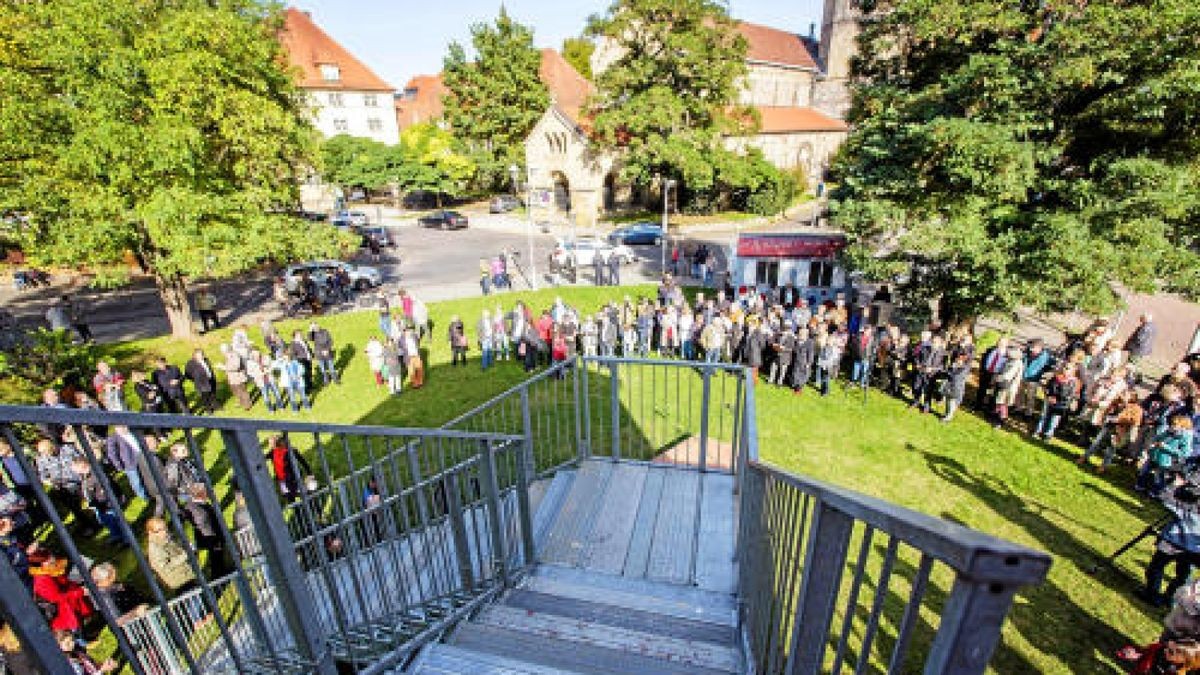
812,0,859,119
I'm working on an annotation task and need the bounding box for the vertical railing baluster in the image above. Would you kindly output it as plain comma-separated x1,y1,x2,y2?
443,471,475,592
479,440,510,587
786,499,854,675
699,366,712,471
222,429,335,674
579,356,592,460
609,360,621,460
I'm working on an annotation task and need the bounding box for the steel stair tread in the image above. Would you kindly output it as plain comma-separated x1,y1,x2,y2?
449,623,736,675
500,589,736,646
409,642,585,674
525,564,736,627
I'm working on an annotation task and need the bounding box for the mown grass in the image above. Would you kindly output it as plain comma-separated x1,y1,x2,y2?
9,283,1164,673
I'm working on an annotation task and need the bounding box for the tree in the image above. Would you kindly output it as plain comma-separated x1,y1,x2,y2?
0,0,344,338
442,9,549,191
396,123,476,206
832,0,1200,326
585,0,752,192
320,135,395,192
562,37,594,80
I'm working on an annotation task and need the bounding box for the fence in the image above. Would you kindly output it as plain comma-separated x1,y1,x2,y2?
442,355,749,478
737,459,1051,674
0,406,529,675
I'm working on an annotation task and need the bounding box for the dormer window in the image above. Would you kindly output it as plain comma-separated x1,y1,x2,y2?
319,63,341,82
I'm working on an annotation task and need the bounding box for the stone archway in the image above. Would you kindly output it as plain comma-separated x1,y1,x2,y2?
551,171,571,213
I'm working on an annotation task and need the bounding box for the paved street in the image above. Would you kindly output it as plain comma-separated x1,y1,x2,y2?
0,213,707,343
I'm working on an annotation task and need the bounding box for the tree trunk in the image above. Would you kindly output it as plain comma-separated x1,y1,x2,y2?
156,274,196,339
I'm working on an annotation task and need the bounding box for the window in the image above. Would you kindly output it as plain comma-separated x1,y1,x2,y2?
364,94,378,107
332,118,349,132
319,63,341,82
327,92,344,107
755,260,780,287
402,87,417,100
808,260,835,287
367,118,383,132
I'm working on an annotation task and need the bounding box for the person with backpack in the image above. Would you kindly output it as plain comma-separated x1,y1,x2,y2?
217,343,252,410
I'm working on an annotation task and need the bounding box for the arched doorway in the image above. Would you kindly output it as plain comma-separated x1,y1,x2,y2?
551,171,571,213
603,173,617,211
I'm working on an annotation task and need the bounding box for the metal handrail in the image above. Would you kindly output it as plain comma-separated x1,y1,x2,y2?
0,404,522,441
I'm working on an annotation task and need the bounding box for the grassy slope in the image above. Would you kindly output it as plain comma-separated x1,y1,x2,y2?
11,284,1162,672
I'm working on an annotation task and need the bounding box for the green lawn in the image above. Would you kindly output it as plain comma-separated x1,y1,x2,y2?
9,284,1163,672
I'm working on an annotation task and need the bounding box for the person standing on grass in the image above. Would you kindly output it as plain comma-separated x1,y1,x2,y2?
493,304,511,361
1017,338,1054,418
976,338,1010,410
790,327,814,394
282,352,310,411
290,330,315,392
1079,389,1143,472
1136,416,1195,496
449,315,468,367
1033,364,1080,440
185,349,217,414
581,314,598,358
217,343,252,411
74,458,126,545
92,361,126,412
153,357,188,414
309,322,339,385
146,518,196,594
365,336,385,386
403,326,425,388
383,339,405,395
131,371,163,416
478,310,495,371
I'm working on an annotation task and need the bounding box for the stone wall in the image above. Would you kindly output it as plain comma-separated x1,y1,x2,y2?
738,64,815,107
725,129,847,188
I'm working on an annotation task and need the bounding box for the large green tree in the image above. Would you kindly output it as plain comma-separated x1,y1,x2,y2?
585,0,752,192
442,9,549,191
562,36,594,80
0,0,344,337
833,0,1200,326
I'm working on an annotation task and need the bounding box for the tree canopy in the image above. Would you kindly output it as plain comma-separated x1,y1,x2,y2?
832,0,1200,324
585,0,752,191
442,9,549,191
0,0,343,337
562,37,594,80
319,125,474,205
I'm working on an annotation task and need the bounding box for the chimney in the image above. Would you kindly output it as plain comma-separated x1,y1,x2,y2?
809,22,816,39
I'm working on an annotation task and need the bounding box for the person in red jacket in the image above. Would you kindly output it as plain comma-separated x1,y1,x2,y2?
29,552,93,634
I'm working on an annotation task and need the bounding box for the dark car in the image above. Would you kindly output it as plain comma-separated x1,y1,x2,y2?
354,225,394,248
489,195,523,213
608,222,665,246
418,210,469,230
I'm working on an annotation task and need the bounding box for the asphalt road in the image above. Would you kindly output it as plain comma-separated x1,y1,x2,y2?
0,216,690,343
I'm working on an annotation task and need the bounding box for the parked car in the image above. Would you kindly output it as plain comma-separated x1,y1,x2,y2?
282,260,383,293
402,190,452,210
608,222,665,246
489,195,523,213
354,225,394,248
551,238,634,268
418,210,469,230
334,210,369,227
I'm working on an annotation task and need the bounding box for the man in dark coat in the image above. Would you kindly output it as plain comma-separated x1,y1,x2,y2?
746,322,769,381
770,328,796,386
910,334,947,413
308,323,339,385
790,328,815,393
153,357,188,414
593,251,606,286
184,349,217,414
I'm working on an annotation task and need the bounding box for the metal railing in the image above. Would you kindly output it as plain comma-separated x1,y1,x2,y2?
737,460,1051,674
0,406,529,675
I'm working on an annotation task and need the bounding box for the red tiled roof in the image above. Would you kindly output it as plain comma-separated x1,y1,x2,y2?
539,49,595,126
737,234,846,258
755,106,848,133
736,21,819,70
395,74,447,130
279,8,393,92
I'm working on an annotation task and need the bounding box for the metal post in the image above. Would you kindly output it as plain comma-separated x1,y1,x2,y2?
479,441,510,587
222,429,335,674
443,472,476,591
924,555,1039,674
699,367,713,472
609,360,621,460
519,385,536,478
737,367,758,497
512,434,539,567
580,356,592,459
0,551,74,675
785,500,854,675
527,171,538,289
572,357,585,462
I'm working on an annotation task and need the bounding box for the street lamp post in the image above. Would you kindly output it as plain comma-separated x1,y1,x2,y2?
661,179,675,277
511,165,539,290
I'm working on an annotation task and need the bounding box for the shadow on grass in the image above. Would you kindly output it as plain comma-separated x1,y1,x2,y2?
923,451,1160,670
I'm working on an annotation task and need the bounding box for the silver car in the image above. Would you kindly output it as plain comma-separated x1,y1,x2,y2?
282,260,383,294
